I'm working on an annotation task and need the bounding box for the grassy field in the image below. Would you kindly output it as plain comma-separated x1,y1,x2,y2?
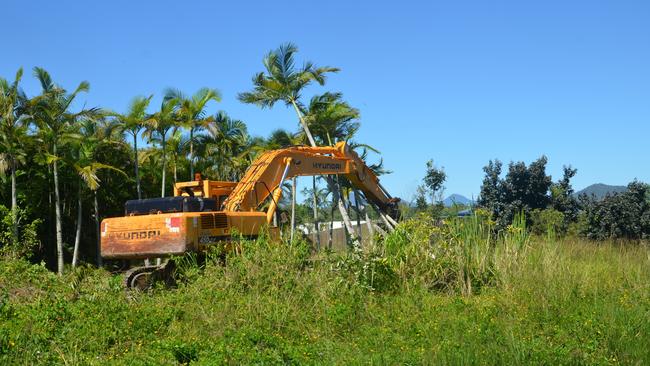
1,217,649,365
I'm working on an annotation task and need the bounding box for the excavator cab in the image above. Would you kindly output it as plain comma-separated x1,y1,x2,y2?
173,173,237,210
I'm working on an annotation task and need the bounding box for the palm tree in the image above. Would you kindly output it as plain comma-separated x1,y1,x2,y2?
303,92,360,144
28,67,99,274
309,93,396,237
238,43,361,243
195,111,250,181
165,88,221,179
238,42,339,147
144,97,180,197
165,129,189,184
0,68,28,243
303,92,361,245
114,95,153,199
69,118,125,267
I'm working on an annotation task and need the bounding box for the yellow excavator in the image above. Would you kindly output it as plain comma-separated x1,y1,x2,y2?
100,141,399,288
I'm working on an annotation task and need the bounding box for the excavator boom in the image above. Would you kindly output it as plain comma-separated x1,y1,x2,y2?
224,141,397,219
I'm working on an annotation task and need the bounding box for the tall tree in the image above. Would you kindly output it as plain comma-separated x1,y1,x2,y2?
423,159,446,206
0,68,28,243
303,92,360,145
165,129,189,184
303,92,362,242
238,42,339,148
239,44,374,241
581,181,650,240
195,111,250,181
478,156,553,228
502,157,552,215
145,97,180,197
478,159,503,217
69,118,124,267
114,95,152,199
550,165,579,225
165,88,221,179
28,67,98,274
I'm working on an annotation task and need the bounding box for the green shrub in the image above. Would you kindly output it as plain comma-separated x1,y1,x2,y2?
380,212,500,295
530,208,565,238
580,181,650,240
0,205,42,260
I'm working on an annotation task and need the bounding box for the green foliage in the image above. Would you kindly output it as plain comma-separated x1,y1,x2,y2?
2,48,650,363
303,92,360,145
414,184,428,211
0,205,41,259
478,159,503,216
423,159,446,204
238,42,339,109
477,157,649,241
530,208,566,238
550,166,580,224
580,181,650,240
0,45,392,272
1,228,649,364
382,213,499,295
478,157,581,232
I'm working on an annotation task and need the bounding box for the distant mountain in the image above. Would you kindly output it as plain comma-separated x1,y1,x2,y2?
443,194,473,207
574,184,627,200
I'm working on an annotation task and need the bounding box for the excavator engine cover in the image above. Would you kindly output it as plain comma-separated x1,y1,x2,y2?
125,197,217,216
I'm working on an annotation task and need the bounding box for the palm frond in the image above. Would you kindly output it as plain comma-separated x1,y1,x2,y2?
33,67,54,91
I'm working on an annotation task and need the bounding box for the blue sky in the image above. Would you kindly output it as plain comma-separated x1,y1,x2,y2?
3,0,649,201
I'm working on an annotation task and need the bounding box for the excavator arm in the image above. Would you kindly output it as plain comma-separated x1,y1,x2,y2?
223,141,399,223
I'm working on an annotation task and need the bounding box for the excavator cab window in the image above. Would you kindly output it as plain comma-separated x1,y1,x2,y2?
212,195,230,210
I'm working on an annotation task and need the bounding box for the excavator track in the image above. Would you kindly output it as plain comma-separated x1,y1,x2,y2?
123,260,176,290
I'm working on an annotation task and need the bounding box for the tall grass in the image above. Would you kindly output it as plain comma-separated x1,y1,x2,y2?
0,217,648,364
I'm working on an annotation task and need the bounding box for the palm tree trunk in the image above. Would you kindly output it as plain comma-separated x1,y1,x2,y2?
189,127,194,179
312,176,321,250
365,211,374,246
290,100,317,147
94,190,102,267
47,164,53,263
353,189,363,243
173,159,178,184
157,132,168,267
161,133,167,197
133,132,141,199
72,184,82,267
53,142,64,275
337,185,359,249
329,196,334,250
10,161,18,244
290,177,296,242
